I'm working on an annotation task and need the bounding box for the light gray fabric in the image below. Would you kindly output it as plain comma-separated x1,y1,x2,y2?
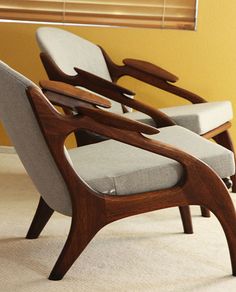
124,101,233,134
36,27,123,114
68,126,235,196
0,61,72,216
160,101,233,134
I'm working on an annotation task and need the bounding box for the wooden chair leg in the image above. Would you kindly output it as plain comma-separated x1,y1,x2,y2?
200,206,211,217
214,130,236,192
188,177,236,276
26,197,54,239
49,215,99,281
203,193,236,276
179,206,193,234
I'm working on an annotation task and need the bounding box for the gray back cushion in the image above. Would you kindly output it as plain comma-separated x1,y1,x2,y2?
36,27,123,113
0,61,72,216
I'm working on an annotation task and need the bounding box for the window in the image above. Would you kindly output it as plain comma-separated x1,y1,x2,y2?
0,0,198,30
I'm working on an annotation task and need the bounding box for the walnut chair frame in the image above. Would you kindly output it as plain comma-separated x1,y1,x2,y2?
26,85,236,281
40,52,236,197
40,53,235,218
40,80,193,235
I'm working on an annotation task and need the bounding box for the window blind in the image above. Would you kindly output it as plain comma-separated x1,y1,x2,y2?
0,0,198,30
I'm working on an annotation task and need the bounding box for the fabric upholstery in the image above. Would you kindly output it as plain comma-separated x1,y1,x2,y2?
124,101,233,134
0,61,72,216
36,27,123,114
160,101,233,134
69,126,235,196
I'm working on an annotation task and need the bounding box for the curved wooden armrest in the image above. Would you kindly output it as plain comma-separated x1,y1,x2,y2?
40,80,111,108
73,68,175,127
123,59,179,83
28,86,206,170
39,53,196,125
74,67,135,97
100,49,207,104
76,105,159,135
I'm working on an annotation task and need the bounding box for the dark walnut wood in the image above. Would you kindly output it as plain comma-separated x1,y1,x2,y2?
101,47,207,104
76,105,159,135
123,58,179,83
25,86,236,280
40,80,111,108
26,196,54,239
40,53,175,128
214,131,236,193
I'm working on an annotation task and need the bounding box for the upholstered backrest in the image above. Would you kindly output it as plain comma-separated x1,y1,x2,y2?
36,27,123,113
0,61,72,216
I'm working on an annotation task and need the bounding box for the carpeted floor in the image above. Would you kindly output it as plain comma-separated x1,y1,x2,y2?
0,152,236,292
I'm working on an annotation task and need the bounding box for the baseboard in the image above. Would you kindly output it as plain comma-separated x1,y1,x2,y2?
0,146,16,154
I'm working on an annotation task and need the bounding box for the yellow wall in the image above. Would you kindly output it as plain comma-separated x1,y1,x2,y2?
1,0,236,146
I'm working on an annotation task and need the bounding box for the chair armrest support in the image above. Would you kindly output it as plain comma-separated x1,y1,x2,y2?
40,80,111,109
27,85,210,172
73,68,175,127
38,53,177,127
75,106,159,135
74,67,134,97
123,58,179,83
101,48,207,104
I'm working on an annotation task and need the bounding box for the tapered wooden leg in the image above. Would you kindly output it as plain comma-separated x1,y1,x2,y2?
202,192,236,276
214,131,236,192
200,206,211,217
26,197,54,239
179,206,193,234
49,215,99,280
184,170,236,276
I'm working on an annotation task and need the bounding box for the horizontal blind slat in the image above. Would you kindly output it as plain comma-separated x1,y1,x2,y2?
0,0,197,30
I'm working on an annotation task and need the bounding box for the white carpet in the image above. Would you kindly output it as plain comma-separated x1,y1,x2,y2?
0,153,236,292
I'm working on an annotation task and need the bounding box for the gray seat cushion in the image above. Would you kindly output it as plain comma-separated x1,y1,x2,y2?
68,126,235,196
124,101,233,135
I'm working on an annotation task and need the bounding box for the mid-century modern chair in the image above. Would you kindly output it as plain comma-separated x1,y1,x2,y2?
36,27,236,197
0,60,236,281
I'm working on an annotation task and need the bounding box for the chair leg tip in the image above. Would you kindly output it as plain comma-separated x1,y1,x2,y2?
48,272,64,281
202,214,211,218
200,207,211,218
184,230,194,234
25,232,39,239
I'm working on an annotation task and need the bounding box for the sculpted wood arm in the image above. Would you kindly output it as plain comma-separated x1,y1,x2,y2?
40,52,175,128
123,59,179,83
101,48,206,104
40,80,111,110
76,105,159,135
28,86,207,172
39,81,159,135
